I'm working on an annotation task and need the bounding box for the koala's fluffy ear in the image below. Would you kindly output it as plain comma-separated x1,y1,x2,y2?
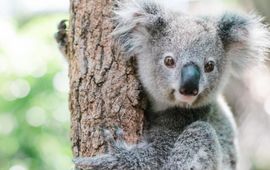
217,13,270,75
112,0,168,59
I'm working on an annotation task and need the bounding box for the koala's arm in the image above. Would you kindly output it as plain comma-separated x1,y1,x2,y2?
163,121,222,170
74,129,174,170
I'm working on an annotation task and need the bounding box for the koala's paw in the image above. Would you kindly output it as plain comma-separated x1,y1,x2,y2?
73,154,118,170
103,127,127,153
54,19,68,56
73,128,128,169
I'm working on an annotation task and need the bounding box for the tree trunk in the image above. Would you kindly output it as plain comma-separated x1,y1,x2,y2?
66,0,145,160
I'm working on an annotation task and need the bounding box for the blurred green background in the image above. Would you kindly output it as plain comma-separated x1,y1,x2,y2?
0,0,71,169
0,0,269,170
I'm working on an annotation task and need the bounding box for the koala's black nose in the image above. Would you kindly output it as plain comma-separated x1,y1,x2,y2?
180,63,200,96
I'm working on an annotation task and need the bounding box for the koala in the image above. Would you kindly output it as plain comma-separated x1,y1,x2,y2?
71,0,270,169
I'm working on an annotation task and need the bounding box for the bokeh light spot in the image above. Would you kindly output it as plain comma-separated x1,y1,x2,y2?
0,113,17,135
53,70,69,93
9,164,28,170
30,63,47,78
26,106,47,127
9,79,31,99
52,104,70,123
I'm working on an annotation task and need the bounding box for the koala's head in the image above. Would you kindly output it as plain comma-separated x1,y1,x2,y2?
113,0,270,111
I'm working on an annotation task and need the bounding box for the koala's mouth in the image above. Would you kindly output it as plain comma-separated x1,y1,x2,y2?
171,89,198,106
179,94,197,105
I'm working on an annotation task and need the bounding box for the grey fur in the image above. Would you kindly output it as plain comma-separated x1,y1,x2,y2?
73,0,270,169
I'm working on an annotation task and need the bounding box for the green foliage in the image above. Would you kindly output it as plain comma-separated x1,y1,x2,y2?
0,14,72,170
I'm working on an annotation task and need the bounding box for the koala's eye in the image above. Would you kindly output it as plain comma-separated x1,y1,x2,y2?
164,56,175,68
204,61,215,73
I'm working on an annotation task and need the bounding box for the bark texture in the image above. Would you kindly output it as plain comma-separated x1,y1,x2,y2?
66,0,145,158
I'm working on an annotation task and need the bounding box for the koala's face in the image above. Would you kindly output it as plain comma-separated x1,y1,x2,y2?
137,17,228,110
114,0,269,111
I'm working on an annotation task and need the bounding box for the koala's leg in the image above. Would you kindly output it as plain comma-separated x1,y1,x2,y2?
54,20,68,57
163,121,222,170
74,128,175,170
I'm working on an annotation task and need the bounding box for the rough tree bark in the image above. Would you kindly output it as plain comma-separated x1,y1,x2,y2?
65,0,145,162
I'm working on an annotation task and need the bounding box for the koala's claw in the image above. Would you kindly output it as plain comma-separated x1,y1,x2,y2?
103,129,114,144
58,19,67,30
115,127,124,141
102,127,127,153
55,19,68,56
55,20,68,46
